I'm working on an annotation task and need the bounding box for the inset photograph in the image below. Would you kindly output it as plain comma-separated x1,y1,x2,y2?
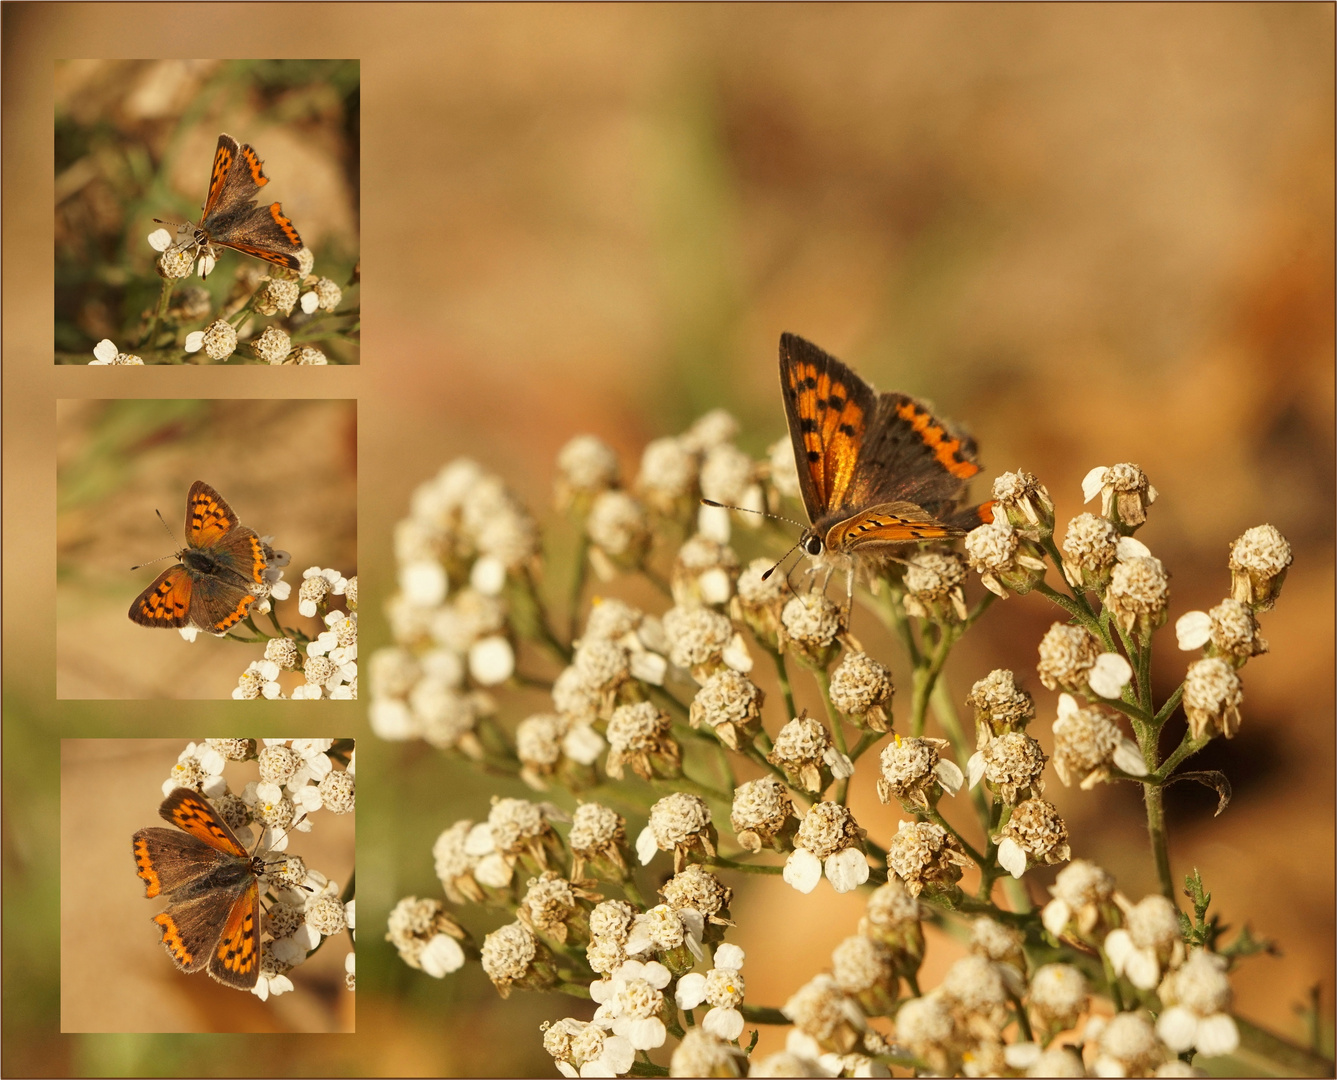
56,399,357,698
55,59,359,364
61,738,355,1033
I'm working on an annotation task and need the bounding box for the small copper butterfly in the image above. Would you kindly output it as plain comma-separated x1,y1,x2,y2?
129,481,282,634
132,787,267,990
779,332,993,569
164,133,304,274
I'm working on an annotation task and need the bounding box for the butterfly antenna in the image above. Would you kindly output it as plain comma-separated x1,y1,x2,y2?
700,498,808,532
130,510,182,571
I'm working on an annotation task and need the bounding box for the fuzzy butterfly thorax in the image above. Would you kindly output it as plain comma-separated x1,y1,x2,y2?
779,333,992,574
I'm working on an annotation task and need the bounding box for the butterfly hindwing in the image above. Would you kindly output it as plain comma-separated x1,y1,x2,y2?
209,879,263,988
188,573,258,633
128,566,194,628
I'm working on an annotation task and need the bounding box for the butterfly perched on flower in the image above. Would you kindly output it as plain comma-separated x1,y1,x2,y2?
132,787,268,990
160,133,304,275
128,481,285,634
778,332,992,578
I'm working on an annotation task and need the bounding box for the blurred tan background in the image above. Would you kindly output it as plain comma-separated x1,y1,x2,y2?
4,3,1333,1077
60,739,355,1033
56,398,357,698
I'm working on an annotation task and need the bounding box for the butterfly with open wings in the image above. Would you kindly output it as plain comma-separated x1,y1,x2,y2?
778,332,993,594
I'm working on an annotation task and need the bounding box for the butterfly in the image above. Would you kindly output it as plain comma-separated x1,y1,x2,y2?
779,332,992,582
163,133,304,274
128,480,283,634
132,787,267,990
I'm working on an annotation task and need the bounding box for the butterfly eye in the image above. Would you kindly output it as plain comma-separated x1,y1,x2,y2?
803,535,824,557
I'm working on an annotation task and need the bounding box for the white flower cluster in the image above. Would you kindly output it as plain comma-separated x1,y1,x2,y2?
157,739,355,1001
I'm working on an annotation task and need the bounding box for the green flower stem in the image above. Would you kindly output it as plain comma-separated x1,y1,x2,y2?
1097,694,1152,726
567,530,589,637
708,856,782,875
929,808,987,868
555,980,593,999
1152,682,1185,728
846,729,883,764
740,743,795,795
519,564,572,665
622,877,650,909
767,645,797,722
1235,1014,1336,1077
811,667,850,804
909,623,958,738
1141,776,1175,900
139,278,177,351
866,581,921,665
738,1004,788,1025
1152,730,1211,781
650,773,731,805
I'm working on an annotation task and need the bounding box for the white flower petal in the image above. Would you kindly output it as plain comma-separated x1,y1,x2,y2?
1175,611,1213,651
824,848,870,893
1088,652,1133,698
783,848,823,894
675,972,708,1010
997,837,1027,878
419,933,465,977
1081,467,1108,503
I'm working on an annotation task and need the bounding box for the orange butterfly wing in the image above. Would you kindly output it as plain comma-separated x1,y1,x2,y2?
209,879,262,988
128,566,193,627
201,134,240,220
160,788,249,857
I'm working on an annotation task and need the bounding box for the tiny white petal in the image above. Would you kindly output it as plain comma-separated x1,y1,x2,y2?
1081,467,1108,503
301,290,320,314
935,758,964,794
1175,611,1213,651
1088,652,1133,698
562,723,605,765
1056,693,1080,719
1116,535,1152,561
1156,1006,1198,1052
400,560,448,607
714,943,745,970
629,650,667,686
722,633,753,673
997,837,1027,878
470,555,507,596
703,1006,745,1041
783,848,822,894
635,825,659,866
468,635,515,686
93,339,120,362
1195,1013,1240,1057
147,228,173,251
419,933,466,977
967,751,987,788
184,331,205,353
699,568,733,605
825,847,870,893
675,972,708,1010
1113,739,1148,777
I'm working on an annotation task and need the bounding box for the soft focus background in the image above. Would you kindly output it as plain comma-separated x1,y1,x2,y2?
54,58,360,363
60,739,355,1033
55,397,358,698
4,3,1332,1077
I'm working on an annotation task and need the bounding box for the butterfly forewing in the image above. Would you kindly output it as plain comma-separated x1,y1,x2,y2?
185,481,240,548
780,333,878,522
201,135,239,220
